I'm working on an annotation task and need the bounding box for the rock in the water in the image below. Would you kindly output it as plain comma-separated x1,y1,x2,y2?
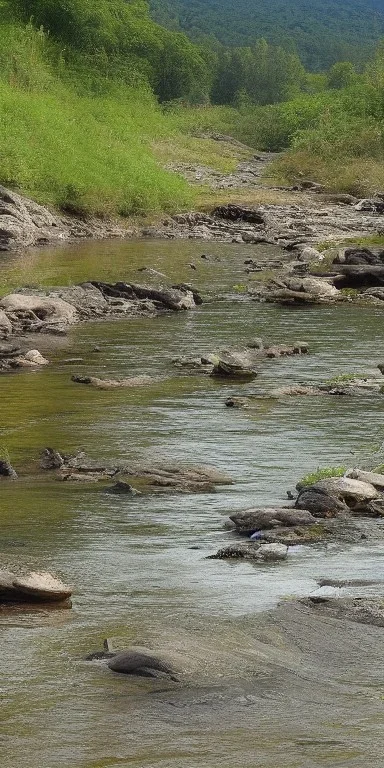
104,481,141,495
107,649,178,680
12,571,72,602
40,448,65,470
295,487,349,517
211,351,257,378
0,293,78,327
230,507,316,534
312,476,379,504
209,542,288,561
46,450,233,494
0,459,18,478
71,374,158,389
345,468,384,490
14,349,49,367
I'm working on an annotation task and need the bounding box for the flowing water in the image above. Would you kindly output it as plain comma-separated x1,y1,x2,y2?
1,239,384,768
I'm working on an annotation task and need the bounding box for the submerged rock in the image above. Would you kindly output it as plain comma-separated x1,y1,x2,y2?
0,281,201,344
71,374,159,390
104,481,141,495
107,649,179,681
208,542,288,561
42,450,233,494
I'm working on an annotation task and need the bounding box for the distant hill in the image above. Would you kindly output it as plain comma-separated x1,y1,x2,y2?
149,0,384,68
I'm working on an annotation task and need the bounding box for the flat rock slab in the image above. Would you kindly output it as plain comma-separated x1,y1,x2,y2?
230,507,316,534
0,570,72,604
71,374,161,389
46,451,233,493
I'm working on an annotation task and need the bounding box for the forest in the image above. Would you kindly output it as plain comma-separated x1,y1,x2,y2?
2,0,384,214
149,0,384,69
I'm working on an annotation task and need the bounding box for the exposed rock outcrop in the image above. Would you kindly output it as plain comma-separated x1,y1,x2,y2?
41,450,233,494
0,185,128,251
0,282,201,345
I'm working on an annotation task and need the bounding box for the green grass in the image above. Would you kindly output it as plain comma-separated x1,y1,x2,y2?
326,372,362,384
0,21,250,217
0,81,196,216
297,465,346,487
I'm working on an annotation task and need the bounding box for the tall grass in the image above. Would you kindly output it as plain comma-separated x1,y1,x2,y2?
0,21,236,216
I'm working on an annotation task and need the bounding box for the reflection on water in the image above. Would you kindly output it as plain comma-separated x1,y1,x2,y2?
1,239,384,767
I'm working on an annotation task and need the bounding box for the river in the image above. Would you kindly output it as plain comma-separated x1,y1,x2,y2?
1,238,384,767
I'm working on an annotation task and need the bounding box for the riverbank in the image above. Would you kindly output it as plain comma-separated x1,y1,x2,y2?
2,130,384,254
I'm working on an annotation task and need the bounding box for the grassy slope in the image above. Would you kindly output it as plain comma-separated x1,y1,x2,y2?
0,20,250,217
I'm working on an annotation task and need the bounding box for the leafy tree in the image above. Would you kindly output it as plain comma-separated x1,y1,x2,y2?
327,61,356,89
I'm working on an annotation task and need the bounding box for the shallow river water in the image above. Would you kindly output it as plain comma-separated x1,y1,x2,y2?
1,239,384,768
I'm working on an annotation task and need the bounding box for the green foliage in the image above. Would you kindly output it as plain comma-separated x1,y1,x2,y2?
326,372,361,383
0,22,195,216
150,0,384,70
11,0,211,103
327,61,357,89
298,466,346,487
211,39,306,107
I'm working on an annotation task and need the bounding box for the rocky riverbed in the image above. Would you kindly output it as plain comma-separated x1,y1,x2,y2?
3,164,384,766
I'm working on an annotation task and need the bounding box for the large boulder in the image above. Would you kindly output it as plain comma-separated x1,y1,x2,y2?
295,487,349,517
230,507,316,535
345,468,384,490
211,351,257,378
12,571,72,602
0,293,78,326
284,277,339,297
312,476,379,504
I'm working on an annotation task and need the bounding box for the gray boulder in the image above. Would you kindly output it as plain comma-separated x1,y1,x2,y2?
230,507,316,534
295,487,349,517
